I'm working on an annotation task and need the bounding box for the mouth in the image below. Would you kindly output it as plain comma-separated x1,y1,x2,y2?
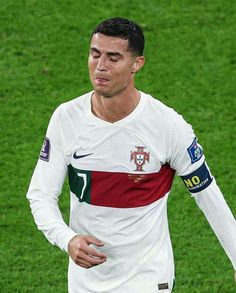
94,77,110,86
95,77,109,81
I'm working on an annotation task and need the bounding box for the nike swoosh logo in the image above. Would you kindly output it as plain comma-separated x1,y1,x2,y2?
73,152,93,159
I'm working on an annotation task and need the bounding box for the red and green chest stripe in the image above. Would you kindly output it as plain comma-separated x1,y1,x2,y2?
68,165,175,208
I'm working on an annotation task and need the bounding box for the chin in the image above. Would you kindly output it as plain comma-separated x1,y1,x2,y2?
94,87,113,98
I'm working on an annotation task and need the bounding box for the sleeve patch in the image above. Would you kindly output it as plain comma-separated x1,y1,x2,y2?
181,162,212,193
40,137,51,162
187,137,203,164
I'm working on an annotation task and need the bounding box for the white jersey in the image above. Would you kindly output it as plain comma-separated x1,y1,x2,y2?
27,91,236,293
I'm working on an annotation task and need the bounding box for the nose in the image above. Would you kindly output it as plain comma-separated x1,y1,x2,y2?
96,56,107,71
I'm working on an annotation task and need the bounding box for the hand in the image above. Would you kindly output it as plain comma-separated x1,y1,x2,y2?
68,235,107,269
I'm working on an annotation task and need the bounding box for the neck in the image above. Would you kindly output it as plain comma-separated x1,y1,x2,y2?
91,87,140,123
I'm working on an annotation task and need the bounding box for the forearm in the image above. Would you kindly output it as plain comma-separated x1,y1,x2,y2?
193,178,236,269
27,187,77,252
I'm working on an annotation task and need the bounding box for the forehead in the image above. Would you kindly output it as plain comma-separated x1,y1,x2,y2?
90,33,130,54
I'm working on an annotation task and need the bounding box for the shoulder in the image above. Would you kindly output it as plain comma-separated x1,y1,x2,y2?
142,91,191,131
57,91,92,113
51,91,92,121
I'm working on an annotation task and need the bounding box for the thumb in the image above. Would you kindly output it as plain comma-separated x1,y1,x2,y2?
85,235,104,247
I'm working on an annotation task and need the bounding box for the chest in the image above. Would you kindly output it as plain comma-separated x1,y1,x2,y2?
66,124,168,174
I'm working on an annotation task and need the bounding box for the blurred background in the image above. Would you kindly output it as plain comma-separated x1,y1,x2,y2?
0,0,236,292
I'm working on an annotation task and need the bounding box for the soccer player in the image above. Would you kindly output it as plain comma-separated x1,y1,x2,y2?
26,17,236,292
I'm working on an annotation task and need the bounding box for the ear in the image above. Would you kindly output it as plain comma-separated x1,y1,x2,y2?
131,56,145,74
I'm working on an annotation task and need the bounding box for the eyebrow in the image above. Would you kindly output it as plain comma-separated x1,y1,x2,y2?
90,47,123,57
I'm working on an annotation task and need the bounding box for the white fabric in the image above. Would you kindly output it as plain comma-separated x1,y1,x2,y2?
26,91,236,292
193,178,236,269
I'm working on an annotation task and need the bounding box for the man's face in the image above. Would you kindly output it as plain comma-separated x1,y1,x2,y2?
88,33,141,98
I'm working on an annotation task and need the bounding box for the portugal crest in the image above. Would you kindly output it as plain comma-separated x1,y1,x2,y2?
130,146,150,171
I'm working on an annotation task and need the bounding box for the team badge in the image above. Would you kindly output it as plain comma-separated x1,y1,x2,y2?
130,146,150,171
40,137,51,162
187,137,203,164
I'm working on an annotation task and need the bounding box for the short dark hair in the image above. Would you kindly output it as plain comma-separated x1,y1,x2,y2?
91,17,145,56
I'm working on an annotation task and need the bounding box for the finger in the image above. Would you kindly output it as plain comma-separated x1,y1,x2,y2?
85,235,105,247
76,258,93,269
79,263,90,269
79,251,107,266
72,250,103,268
85,245,107,259
74,258,93,268
77,237,107,258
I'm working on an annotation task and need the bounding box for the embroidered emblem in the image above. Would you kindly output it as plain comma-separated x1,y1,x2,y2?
187,137,203,164
40,137,51,162
130,146,150,171
128,174,148,183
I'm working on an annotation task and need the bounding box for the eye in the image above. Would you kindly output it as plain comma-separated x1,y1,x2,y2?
110,57,119,62
92,53,100,59
90,50,100,59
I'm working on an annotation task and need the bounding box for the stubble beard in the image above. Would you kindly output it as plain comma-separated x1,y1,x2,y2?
93,82,130,99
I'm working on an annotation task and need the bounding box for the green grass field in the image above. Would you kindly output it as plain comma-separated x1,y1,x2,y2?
1,0,236,292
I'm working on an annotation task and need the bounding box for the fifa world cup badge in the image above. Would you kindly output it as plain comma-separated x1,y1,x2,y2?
130,146,150,171
40,137,51,162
